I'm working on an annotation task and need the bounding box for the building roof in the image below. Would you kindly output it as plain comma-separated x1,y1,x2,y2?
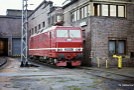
62,0,134,9
48,6,62,14
0,15,21,19
28,0,53,17
6,9,33,17
62,0,78,9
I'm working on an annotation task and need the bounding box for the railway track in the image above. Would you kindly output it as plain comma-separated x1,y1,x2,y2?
29,58,65,69
0,57,7,67
79,67,134,83
29,58,134,84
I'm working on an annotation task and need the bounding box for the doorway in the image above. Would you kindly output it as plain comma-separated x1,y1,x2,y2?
0,38,8,56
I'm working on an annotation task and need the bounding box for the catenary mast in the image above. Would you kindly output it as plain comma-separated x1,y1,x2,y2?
20,0,28,67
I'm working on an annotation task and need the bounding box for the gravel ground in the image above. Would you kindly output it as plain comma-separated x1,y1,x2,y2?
0,57,133,90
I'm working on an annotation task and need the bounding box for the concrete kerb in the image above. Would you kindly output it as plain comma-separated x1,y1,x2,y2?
80,67,134,78
0,57,7,67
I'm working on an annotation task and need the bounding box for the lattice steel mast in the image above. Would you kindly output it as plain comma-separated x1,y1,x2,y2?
20,0,29,67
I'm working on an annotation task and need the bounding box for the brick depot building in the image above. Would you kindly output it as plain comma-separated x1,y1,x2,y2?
0,9,32,56
63,0,134,67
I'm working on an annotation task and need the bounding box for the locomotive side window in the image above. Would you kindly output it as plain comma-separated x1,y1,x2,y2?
57,30,68,37
70,30,81,38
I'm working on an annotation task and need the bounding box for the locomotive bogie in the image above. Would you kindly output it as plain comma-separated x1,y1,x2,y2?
56,60,81,66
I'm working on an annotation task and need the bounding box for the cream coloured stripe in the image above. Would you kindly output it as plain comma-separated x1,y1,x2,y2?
29,48,83,51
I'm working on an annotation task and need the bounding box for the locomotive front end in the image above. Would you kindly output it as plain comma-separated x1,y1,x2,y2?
55,27,83,66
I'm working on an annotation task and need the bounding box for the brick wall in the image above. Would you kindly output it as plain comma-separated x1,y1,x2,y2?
85,3,134,67
89,16,134,67
0,17,21,37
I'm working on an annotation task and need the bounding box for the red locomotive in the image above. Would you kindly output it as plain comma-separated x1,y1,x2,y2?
29,26,83,66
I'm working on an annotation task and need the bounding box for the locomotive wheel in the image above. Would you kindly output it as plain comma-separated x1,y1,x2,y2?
49,58,54,64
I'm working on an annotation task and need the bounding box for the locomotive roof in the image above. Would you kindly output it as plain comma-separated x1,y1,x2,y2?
30,26,81,37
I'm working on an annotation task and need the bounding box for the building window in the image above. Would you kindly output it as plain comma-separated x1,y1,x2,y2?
29,30,32,36
118,5,125,17
102,5,109,16
71,5,89,22
71,12,74,22
76,9,80,20
88,4,90,16
109,40,116,54
109,40,126,55
80,7,84,19
35,26,37,33
94,3,126,18
110,5,116,16
31,28,34,35
84,5,88,18
48,17,50,25
118,40,126,54
42,21,45,27
38,24,41,30
94,4,101,16
80,6,88,19
51,16,54,25
71,11,77,22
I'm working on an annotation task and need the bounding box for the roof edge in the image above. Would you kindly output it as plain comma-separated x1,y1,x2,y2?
62,0,78,9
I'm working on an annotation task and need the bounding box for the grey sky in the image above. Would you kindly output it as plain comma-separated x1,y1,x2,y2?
0,0,63,15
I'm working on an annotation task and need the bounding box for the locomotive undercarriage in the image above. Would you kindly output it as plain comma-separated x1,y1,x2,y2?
29,53,83,67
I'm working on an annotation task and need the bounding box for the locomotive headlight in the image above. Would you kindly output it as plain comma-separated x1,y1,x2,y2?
58,49,63,51
75,48,81,51
57,48,64,51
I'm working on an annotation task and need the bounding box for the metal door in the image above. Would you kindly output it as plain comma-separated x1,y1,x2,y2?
12,38,21,56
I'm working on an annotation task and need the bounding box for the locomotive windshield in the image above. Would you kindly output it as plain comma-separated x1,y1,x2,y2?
70,30,81,38
56,30,81,38
57,30,68,37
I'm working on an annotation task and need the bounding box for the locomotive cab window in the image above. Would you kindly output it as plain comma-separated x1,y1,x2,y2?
70,30,81,38
56,30,81,38
57,30,68,37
